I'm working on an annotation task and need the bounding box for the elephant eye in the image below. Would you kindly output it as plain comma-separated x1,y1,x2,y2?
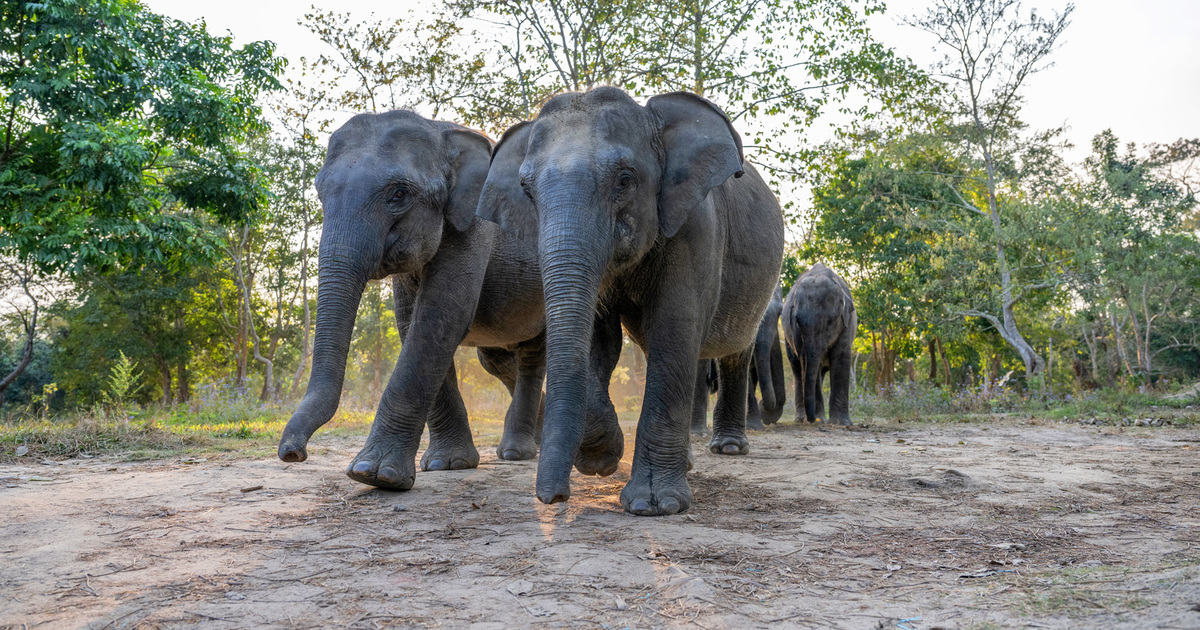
520,178,534,201
389,185,410,204
615,170,634,190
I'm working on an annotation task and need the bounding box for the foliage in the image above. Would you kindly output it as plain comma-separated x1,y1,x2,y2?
0,0,285,276
101,351,142,410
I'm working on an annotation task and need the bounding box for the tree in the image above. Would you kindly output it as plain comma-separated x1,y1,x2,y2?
1074,130,1200,385
0,0,283,402
904,0,1074,379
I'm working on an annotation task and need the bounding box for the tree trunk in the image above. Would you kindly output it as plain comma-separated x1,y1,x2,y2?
936,336,951,388
928,338,939,386
0,300,37,406
177,359,190,404
157,354,173,405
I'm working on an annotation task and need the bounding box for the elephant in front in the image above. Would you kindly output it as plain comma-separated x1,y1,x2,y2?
782,263,856,425
478,87,785,516
278,110,561,490
691,282,785,433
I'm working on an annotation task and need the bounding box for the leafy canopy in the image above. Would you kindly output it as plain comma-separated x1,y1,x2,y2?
0,0,285,276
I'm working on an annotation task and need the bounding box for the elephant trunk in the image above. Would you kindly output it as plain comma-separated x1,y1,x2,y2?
278,215,381,462
754,328,777,411
534,187,610,504
803,346,822,423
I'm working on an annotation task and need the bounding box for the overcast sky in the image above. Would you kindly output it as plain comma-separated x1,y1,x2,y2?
142,0,1200,159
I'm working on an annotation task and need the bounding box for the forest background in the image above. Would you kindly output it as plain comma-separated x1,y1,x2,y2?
2,0,1198,448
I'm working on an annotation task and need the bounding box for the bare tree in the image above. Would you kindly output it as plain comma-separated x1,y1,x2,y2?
907,0,1074,379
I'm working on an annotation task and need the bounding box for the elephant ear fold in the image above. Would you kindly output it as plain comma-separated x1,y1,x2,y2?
840,288,855,332
442,126,494,232
647,92,745,238
477,120,536,235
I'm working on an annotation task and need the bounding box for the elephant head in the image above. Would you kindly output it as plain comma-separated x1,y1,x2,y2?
477,88,743,503
278,111,492,463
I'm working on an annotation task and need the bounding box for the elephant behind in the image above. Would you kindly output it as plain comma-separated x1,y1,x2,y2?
748,282,786,428
782,263,856,425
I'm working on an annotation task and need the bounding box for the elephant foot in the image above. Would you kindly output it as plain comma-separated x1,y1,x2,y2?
347,436,418,490
746,414,765,431
496,432,538,461
421,438,480,471
830,415,853,426
762,406,783,426
620,470,692,516
690,422,709,437
709,433,749,456
574,414,624,477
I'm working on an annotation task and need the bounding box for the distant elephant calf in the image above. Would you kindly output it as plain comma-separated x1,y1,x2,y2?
783,264,856,425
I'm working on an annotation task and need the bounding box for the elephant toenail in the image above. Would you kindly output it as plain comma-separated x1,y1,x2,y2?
377,466,399,483
351,461,374,475
659,497,681,514
426,458,446,471
503,449,521,460
629,498,652,514
722,443,742,455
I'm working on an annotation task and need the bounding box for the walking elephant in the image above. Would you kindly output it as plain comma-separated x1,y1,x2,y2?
277,110,557,490
477,87,785,516
782,263,856,425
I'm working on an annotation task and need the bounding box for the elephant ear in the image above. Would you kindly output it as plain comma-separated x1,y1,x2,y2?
840,287,855,332
476,120,535,234
442,126,494,232
646,92,745,238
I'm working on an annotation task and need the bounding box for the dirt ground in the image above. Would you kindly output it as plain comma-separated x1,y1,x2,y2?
3,416,1199,629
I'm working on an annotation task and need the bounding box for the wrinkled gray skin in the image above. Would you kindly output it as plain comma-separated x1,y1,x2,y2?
277,110,554,490
478,88,784,516
691,283,785,433
782,263,856,425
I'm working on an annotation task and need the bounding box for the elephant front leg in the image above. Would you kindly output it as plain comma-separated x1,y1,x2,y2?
347,266,481,489
828,344,853,425
348,356,449,490
786,343,807,423
576,311,625,477
620,340,698,516
690,360,711,436
710,346,753,455
815,365,828,421
420,361,481,471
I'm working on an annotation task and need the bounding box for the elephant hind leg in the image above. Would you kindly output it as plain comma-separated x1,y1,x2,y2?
828,344,853,425
484,341,544,461
421,362,481,471
709,345,753,456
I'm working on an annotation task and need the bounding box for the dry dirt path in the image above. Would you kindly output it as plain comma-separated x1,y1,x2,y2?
2,419,1199,629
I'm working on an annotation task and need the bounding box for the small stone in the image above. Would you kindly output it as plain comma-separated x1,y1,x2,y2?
392,504,407,512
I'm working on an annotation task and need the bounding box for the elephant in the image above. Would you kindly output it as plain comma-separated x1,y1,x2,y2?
477,87,785,516
691,283,785,434
782,263,856,425
276,110,556,491
747,282,787,428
